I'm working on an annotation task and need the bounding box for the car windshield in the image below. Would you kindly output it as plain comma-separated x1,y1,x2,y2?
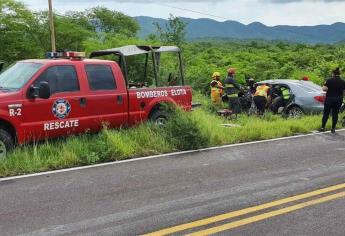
0,62,43,90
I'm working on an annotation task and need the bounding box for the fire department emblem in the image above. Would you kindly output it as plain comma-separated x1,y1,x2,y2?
52,99,71,119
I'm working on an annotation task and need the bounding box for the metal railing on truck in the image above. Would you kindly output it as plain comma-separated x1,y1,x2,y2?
89,45,185,88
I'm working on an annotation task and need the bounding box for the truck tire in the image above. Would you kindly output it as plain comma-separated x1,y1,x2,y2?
150,110,169,126
0,129,14,159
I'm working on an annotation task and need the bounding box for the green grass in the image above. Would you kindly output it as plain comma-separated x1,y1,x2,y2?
0,94,339,177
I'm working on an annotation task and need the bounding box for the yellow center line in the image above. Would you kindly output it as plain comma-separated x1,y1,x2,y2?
143,183,345,236
187,190,345,236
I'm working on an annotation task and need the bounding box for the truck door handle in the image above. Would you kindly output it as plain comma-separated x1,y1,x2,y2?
79,97,87,107
117,95,123,105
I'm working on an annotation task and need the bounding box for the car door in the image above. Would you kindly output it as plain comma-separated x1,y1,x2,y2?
21,64,86,141
82,63,128,131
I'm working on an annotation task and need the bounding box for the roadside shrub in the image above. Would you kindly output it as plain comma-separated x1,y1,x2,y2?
164,109,209,150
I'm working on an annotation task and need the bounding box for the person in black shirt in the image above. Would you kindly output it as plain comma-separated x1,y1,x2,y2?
320,68,345,133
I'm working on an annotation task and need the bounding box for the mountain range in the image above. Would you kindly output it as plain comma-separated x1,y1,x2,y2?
135,16,345,44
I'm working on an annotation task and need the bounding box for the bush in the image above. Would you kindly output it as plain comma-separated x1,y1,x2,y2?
164,109,209,151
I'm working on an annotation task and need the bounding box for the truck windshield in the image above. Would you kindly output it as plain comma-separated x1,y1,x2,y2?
0,62,43,90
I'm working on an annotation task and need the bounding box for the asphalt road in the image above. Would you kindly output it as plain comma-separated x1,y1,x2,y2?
1,131,345,236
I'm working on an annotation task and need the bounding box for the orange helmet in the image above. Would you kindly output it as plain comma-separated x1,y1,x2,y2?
227,68,236,75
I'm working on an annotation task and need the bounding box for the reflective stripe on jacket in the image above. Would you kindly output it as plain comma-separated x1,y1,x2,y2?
254,85,270,98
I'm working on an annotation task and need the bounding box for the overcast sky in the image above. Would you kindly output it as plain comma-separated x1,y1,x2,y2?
21,0,345,26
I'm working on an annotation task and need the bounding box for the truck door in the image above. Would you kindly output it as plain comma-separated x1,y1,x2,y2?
22,65,86,140
82,63,128,130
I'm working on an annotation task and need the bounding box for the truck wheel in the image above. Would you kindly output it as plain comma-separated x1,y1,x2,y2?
150,110,169,126
0,129,14,159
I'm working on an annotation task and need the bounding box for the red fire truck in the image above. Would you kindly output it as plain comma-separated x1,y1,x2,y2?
0,46,192,158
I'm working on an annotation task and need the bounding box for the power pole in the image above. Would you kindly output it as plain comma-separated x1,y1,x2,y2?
48,0,56,52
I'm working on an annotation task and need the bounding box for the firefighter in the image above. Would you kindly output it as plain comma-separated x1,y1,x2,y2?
224,68,241,115
270,86,291,113
210,72,224,107
253,83,270,116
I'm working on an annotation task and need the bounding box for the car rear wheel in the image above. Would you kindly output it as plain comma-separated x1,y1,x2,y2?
0,129,14,160
287,106,304,118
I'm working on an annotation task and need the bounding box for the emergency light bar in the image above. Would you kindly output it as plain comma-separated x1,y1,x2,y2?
46,51,86,59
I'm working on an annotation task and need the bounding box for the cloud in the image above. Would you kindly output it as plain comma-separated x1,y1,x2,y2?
263,0,345,3
57,0,221,2
155,0,345,1
21,0,345,26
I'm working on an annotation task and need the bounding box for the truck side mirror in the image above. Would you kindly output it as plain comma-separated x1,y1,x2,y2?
38,81,51,99
27,81,51,99
0,62,4,72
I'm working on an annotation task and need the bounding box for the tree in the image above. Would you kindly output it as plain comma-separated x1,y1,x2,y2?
87,7,140,37
0,0,42,62
0,2,141,64
154,14,187,47
31,11,93,52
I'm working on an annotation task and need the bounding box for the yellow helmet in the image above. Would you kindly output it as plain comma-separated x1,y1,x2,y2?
212,72,220,78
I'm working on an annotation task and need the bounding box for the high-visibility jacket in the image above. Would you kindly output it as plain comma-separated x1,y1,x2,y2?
281,87,290,100
210,80,223,104
254,85,270,98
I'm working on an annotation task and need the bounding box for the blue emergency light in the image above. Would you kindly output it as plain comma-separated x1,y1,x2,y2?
46,51,86,59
